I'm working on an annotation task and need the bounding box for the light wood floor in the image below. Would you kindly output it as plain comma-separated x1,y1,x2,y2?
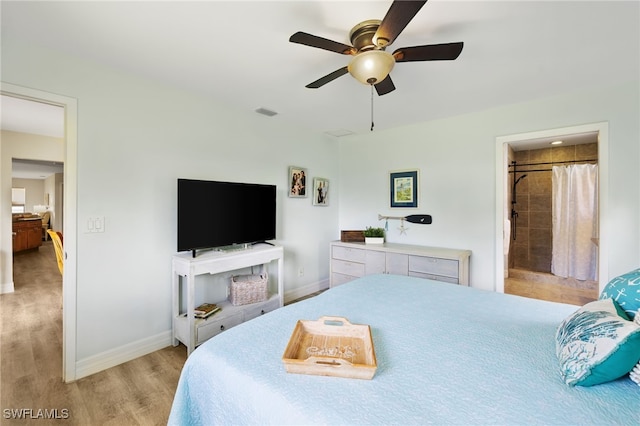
1,242,187,425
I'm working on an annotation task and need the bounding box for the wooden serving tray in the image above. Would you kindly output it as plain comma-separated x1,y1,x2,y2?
282,316,377,380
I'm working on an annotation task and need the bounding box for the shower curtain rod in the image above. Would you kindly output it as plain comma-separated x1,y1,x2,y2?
508,158,597,173
509,168,559,173
509,158,597,167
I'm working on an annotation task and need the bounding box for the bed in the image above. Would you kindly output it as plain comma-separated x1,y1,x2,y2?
168,274,640,425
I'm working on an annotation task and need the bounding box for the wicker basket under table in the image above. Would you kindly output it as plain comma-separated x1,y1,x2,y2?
229,273,268,306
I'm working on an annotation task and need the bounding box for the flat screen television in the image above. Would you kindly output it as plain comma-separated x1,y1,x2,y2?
177,178,276,256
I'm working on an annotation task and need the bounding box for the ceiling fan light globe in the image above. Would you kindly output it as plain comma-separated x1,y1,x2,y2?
348,50,395,85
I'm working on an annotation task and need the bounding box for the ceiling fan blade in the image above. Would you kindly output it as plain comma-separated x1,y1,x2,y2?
374,0,427,47
289,32,355,55
305,66,349,89
374,75,396,96
393,42,464,62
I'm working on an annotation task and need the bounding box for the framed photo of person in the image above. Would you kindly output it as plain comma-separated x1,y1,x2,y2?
288,166,307,198
312,177,329,206
390,169,418,208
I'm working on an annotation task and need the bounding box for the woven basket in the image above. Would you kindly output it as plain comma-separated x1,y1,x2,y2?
229,273,268,306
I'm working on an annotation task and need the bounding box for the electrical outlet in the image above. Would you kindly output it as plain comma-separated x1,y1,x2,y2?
298,267,304,277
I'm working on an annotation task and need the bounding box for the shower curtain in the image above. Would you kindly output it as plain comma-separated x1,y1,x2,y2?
551,164,598,281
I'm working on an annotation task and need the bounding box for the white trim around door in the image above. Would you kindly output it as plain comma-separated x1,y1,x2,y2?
1,82,78,382
494,122,609,295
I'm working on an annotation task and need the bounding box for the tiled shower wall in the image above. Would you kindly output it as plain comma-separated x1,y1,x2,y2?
508,143,598,272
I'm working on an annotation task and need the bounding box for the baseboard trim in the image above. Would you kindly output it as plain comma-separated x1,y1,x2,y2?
284,278,329,304
75,331,172,380
73,281,329,379
1,281,15,294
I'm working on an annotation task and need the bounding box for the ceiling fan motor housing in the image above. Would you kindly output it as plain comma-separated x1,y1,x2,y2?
349,20,382,52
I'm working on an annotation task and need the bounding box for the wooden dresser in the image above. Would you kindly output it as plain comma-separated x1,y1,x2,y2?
13,218,43,252
330,241,471,287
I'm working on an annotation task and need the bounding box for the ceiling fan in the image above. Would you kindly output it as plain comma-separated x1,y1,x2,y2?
289,0,464,96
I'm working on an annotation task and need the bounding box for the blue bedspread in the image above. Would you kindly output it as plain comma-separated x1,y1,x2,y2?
169,274,640,425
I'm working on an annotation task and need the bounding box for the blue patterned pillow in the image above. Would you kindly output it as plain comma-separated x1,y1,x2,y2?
600,268,640,320
555,298,640,386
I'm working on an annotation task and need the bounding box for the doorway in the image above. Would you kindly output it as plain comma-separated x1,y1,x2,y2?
1,83,78,382
11,158,64,231
494,122,609,300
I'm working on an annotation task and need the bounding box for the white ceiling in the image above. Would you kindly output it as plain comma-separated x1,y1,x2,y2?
12,158,64,180
1,1,638,138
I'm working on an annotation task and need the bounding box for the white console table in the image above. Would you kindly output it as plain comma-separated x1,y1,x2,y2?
172,244,284,355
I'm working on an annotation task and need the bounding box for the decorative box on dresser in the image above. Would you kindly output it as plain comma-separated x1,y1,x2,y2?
172,244,284,355
330,241,471,287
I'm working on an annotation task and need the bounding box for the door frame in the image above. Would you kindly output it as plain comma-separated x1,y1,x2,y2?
494,122,609,294
2,82,78,382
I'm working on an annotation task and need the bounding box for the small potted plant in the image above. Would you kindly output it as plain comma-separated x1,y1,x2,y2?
364,227,385,244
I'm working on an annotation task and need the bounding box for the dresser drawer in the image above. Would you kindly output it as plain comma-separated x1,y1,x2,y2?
196,312,243,345
332,245,367,263
332,259,365,277
331,272,358,287
243,297,280,321
409,271,459,284
409,255,458,278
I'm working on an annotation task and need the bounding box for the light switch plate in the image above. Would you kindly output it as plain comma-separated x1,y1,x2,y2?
86,216,105,233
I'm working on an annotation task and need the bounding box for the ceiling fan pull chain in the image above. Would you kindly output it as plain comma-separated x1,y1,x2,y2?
370,84,375,132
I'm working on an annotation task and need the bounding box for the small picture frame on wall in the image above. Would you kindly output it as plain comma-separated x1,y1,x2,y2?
312,177,329,206
390,169,418,208
288,166,307,198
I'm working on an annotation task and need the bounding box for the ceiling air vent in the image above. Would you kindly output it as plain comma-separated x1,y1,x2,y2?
255,107,278,117
325,129,355,137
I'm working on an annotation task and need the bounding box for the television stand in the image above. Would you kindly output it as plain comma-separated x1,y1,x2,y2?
172,244,284,355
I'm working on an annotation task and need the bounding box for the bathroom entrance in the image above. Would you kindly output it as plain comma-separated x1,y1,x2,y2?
495,123,609,304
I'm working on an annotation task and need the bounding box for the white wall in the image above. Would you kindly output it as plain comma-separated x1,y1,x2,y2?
12,177,44,212
339,81,640,291
43,172,63,231
1,39,340,363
